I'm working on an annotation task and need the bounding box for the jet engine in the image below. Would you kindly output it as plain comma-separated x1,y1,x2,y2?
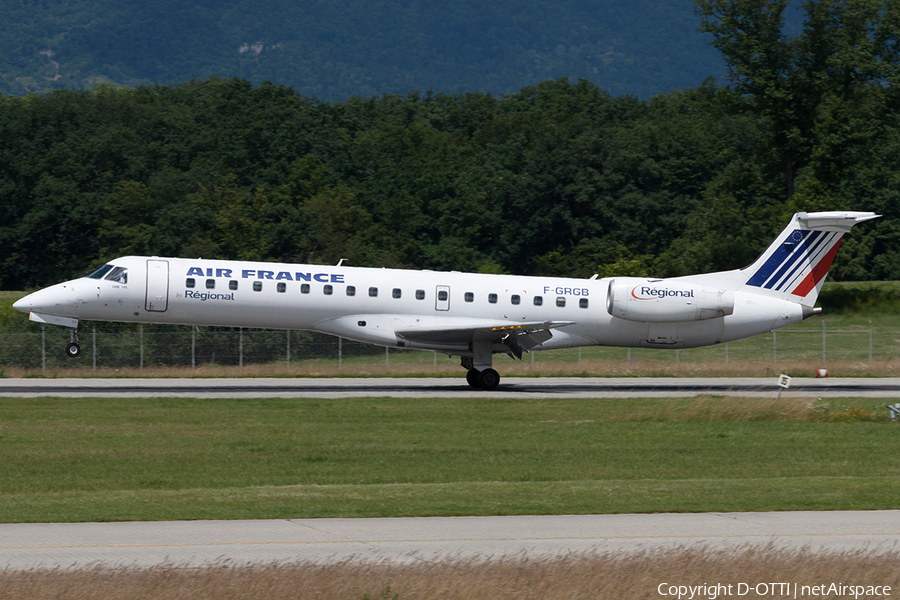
607,278,734,323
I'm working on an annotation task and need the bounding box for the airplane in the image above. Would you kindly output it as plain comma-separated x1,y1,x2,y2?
13,210,879,389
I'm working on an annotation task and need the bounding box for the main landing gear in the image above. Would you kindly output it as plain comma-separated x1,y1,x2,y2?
465,366,501,390
65,329,81,358
461,349,501,390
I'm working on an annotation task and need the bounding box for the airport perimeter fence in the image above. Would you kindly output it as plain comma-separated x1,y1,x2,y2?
0,321,895,372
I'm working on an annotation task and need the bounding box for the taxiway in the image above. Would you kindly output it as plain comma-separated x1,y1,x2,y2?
1,511,899,570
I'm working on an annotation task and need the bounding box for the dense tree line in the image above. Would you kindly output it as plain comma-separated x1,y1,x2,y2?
1,68,897,291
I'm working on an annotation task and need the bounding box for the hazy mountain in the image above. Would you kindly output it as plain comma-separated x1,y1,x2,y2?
1,0,724,99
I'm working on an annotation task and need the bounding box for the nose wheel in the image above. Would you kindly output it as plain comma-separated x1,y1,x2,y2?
66,330,81,358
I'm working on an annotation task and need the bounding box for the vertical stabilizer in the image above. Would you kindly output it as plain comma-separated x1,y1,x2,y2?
740,211,880,306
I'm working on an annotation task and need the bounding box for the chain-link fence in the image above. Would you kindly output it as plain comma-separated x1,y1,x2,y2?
0,325,393,371
0,321,894,372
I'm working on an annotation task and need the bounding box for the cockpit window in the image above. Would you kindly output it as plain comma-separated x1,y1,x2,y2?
105,266,128,284
87,264,114,279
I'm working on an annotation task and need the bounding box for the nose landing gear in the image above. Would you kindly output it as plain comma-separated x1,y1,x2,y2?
65,329,81,358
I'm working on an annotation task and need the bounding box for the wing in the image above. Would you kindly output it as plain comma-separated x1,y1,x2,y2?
396,319,575,357
313,314,576,357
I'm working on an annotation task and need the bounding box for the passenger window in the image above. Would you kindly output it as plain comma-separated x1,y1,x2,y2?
347,286,356,296
229,280,238,291
511,295,520,305
438,290,448,301
488,294,498,304
392,288,401,299
277,282,286,293
253,281,262,292
556,297,566,307
186,278,196,289
324,285,333,295
105,267,128,284
301,283,310,294
533,296,543,306
369,287,378,297
579,298,589,309
416,290,425,300
206,279,215,289
465,292,474,302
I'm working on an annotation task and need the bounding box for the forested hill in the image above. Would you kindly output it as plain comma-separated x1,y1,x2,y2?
1,0,722,100
1,77,898,290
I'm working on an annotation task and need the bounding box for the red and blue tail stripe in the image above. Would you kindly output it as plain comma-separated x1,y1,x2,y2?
744,229,844,298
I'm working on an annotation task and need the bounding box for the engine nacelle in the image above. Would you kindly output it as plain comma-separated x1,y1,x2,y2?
606,278,734,323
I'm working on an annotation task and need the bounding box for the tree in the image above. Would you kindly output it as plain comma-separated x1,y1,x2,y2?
693,0,899,200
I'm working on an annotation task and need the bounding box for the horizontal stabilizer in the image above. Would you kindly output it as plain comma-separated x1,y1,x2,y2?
797,211,881,232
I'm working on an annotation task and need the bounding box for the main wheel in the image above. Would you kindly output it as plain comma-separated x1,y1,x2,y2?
65,342,81,358
466,369,481,388
477,368,500,390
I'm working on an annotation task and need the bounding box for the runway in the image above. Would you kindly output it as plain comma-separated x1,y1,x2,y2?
1,511,898,570
2,376,900,398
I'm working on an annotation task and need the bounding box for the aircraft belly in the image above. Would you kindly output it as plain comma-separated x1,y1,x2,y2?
665,319,725,349
594,316,726,349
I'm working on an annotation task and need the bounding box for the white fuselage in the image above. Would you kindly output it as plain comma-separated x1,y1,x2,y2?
17,256,804,355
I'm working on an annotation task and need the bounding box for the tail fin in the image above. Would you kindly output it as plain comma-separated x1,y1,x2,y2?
741,211,880,306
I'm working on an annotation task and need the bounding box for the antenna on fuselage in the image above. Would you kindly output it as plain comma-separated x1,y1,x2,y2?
337,258,349,266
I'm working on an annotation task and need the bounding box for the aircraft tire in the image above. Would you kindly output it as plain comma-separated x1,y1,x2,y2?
477,368,500,390
466,369,481,388
65,343,81,358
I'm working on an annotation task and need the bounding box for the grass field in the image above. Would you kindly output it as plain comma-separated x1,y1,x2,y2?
1,395,898,523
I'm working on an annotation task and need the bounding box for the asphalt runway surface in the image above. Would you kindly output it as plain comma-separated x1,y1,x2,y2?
3,376,900,398
2,512,899,570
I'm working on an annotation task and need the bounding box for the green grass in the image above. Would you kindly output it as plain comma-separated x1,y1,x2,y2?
1,395,898,522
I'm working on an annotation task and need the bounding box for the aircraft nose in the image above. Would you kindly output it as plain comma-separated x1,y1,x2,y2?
12,294,32,313
12,284,69,314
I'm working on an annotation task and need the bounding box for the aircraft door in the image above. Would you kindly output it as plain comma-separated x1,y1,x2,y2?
145,259,169,312
435,285,450,311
